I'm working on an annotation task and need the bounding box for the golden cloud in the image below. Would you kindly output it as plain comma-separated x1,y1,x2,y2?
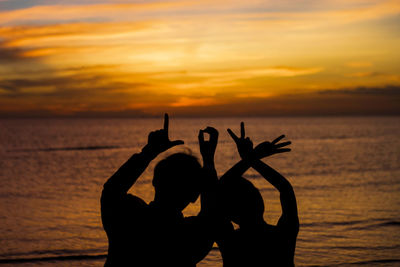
346,61,373,68
1,0,398,28
169,97,221,107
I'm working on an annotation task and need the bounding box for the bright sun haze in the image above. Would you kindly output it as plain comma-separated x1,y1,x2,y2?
0,0,399,117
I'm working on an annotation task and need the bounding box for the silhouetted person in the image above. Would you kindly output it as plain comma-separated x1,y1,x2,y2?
101,114,220,266
217,122,299,267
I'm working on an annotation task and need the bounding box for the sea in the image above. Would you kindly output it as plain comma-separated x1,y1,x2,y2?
0,116,399,267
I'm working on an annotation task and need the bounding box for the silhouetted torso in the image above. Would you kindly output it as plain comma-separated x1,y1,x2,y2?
218,220,298,267
101,191,212,267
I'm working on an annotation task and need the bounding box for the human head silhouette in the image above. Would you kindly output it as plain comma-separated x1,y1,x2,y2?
220,177,264,227
152,153,203,211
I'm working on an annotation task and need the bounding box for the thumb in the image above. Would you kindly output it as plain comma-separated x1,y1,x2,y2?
169,140,184,148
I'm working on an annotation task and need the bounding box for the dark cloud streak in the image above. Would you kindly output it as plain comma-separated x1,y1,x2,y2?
319,85,400,96
0,42,29,62
0,75,148,97
163,85,400,117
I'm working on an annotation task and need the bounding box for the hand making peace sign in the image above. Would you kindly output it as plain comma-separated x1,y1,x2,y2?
227,122,291,160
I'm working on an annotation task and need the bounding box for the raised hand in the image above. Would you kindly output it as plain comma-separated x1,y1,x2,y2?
143,113,184,156
198,126,219,164
253,135,291,159
227,122,254,159
227,122,291,160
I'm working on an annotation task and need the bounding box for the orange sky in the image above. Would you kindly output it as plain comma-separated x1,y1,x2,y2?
0,0,399,117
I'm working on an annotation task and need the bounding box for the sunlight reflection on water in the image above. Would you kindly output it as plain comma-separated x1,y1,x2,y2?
0,117,399,266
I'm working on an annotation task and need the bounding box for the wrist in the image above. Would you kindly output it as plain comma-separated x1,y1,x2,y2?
141,144,158,160
203,158,215,168
249,158,262,167
240,156,256,166
201,152,214,162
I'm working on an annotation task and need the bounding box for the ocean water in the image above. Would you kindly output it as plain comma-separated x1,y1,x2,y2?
0,116,399,267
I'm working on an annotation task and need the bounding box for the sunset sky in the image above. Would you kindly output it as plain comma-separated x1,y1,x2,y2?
0,0,399,117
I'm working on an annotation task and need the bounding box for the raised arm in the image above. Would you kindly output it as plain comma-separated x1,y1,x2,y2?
252,159,298,228
224,123,298,227
102,113,184,195
198,127,219,216
248,133,298,227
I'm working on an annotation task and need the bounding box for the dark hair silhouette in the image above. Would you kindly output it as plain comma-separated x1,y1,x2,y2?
220,176,264,226
153,153,203,209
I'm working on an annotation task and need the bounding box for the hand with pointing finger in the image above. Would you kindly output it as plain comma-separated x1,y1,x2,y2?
142,113,184,157
227,122,291,161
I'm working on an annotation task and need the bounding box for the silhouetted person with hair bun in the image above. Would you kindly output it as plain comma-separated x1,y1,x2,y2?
101,114,220,266
217,122,299,267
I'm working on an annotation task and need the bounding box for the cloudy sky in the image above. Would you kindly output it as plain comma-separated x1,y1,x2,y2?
0,0,399,117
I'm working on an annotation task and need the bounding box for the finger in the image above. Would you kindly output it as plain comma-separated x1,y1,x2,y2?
272,135,285,145
275,141,291,148
198,130,204,144
209,129,219,145
204,127,218,142
274,148,291,153
227,128,239,142
169,140,184,147
240,122,245,139
254,141,271,150
204,126,218,135
163,113,169,132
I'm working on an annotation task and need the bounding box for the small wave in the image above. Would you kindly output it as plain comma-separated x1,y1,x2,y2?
0,254,106,264
350,259,400,265
301,219,367,228
0,248,105,258
300,218,399,229
295,178,400,192
9,145,120,152
307,258,400,267
324,244,400,251
349,220,400,230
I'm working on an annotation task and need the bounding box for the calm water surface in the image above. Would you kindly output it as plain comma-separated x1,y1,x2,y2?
0,117,399,266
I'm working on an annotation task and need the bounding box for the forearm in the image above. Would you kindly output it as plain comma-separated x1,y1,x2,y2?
202,157,217,178
251,159,292,192
252,159,298,221
199,157,218,216
219,158,252,183
199,161,232,243
103,148,155,194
